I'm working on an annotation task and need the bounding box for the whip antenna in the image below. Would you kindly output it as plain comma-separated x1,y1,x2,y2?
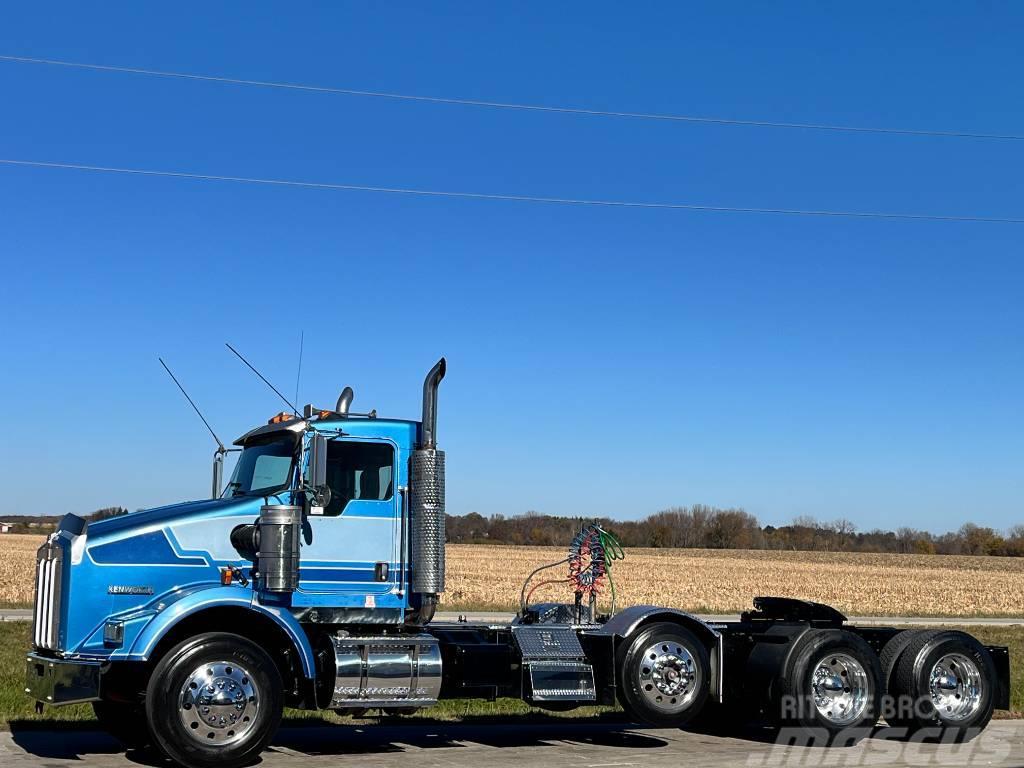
225,342,299,415
158,357,226,452
293,330,304,408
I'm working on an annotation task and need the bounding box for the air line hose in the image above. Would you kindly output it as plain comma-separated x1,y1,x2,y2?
597,526,625,613
518,523,626,616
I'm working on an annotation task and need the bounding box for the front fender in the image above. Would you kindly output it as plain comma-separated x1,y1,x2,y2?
590,605,723,702
595,605,721,647
117,585,315,678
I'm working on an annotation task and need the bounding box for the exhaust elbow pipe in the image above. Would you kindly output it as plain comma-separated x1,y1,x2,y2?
336,386,354,415
420,358,446,449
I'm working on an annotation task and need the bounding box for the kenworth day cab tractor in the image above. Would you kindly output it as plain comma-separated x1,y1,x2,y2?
27,359,1010,767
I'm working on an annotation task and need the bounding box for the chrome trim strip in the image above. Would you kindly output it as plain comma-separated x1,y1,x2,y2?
44,559,57,648
33,557,45,647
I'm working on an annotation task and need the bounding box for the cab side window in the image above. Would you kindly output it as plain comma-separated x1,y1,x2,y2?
324,441,394,516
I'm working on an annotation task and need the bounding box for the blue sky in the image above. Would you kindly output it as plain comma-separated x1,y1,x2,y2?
0,3,1021,533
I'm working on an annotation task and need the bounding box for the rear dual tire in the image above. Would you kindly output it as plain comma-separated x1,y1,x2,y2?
777,629,882,742
879,629,923,696
885,630,995,740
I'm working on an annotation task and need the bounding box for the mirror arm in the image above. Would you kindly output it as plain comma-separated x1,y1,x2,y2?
212,446,242,499
300,432,330,510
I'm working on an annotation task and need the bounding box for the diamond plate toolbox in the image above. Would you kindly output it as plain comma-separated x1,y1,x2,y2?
512,625,586,660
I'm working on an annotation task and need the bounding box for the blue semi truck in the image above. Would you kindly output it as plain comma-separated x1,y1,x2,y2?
26,359,1010,766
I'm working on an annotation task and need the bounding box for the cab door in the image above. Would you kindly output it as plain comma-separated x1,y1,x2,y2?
297,437,400,599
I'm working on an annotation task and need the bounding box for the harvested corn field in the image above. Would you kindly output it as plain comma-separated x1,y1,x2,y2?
3,535,1024,616
442,544,1024,617
0,535,43,606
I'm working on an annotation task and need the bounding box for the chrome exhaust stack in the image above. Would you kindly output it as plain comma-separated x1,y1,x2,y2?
335,386,354,415
420,359,445,449
409,358,447,619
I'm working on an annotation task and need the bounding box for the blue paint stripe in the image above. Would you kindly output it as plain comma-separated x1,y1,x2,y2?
90,530,208,566
300,568,383,582
301,561,399,568
330,507,398,519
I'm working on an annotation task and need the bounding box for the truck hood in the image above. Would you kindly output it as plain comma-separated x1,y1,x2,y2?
87,496,264,537
60,496,268,658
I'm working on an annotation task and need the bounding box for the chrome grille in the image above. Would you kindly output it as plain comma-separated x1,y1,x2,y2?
32,540,63,650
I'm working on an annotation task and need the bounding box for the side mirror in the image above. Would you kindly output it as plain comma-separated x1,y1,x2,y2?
306,434,328,490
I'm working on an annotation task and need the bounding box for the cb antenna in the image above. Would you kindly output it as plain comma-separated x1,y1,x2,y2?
159,357,235,498
159,357,225,452
226,342,299,415
293,330,304,408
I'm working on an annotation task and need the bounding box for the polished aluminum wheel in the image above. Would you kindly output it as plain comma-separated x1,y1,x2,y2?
178,660,260,745
929,653,982,722
636,640,701,712
811,653,870,726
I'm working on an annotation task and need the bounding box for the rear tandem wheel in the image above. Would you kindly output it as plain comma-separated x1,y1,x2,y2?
776,629,883,742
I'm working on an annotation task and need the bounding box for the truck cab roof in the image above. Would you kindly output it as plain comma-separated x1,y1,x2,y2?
234,414,420,448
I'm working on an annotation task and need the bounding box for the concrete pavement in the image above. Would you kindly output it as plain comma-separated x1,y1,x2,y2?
2,720,1023,768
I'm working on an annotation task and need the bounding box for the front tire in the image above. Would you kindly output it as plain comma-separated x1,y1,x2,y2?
617,622,711,727
145,632,283,768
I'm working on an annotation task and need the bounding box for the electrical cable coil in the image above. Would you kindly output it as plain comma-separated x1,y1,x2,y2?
518,522,625,614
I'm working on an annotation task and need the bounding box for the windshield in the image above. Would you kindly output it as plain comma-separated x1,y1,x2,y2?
226,435,297,497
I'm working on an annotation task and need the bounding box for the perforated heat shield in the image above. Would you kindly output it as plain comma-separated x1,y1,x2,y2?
410,449,446,594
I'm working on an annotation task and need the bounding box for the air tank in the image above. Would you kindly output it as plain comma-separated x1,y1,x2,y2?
256,504,302,592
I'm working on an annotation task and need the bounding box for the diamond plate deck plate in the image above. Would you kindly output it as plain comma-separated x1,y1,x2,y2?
512,625,586,659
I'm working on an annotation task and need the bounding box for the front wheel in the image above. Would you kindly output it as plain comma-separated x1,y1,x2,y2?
617,621,711,727
145,632,283,768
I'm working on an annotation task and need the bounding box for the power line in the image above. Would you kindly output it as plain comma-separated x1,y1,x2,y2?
1,157,1021,224
2,53,1022,142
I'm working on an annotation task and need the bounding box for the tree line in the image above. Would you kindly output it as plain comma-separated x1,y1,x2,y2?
0,508,128,534
446,506,1024,557
4,505,1021,557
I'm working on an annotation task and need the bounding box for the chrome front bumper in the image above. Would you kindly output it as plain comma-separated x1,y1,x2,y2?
25,652,101,706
